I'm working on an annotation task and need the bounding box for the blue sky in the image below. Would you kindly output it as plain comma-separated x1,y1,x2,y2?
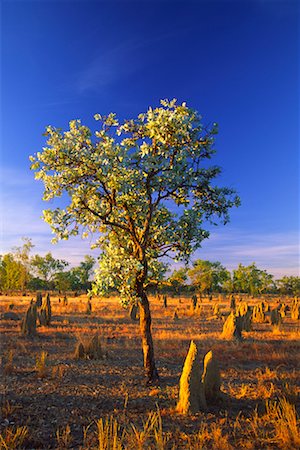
1,0,299,277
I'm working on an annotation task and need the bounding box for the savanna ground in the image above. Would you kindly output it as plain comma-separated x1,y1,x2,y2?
0,293,299,449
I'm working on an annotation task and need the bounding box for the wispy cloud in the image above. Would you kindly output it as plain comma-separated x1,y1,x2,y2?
195,228,299,277
75,38,149,93
75,29,190,93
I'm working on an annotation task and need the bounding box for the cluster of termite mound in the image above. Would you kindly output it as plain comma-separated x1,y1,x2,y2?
21,292,52,336
176,340,221,414
220,296,299,341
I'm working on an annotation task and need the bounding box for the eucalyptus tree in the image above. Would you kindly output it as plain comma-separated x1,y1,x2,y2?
31,252,69,286
30,99,239,382
233,263,275,296
188,259,230,294
168,267,188,295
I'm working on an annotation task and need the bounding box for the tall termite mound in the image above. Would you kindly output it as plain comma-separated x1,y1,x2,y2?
252,303,265,323
39,293,52,326
221,312,242,341
21,301,37,336
291,299,300,320
202,350,221,402
236,302,252,332
176,340,207,414
36,292,43,307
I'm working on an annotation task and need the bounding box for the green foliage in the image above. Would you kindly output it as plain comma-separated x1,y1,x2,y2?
0,254,27,291
52,271,72,292
30,99,239,302
65,255,96,291
31,252,68,283
12,237,34,290
27,277,48,291
168,267,188,293
277,276,300,296
188,259,230,294
52,255,95,291
233,263,275,295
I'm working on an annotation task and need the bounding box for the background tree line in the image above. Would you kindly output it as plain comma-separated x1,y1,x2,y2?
0,238,95,292
0,238,299,296
167,260,300,297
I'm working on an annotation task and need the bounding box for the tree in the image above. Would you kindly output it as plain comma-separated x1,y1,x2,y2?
53,271,72,292
168,267,188,295
30,99,240,382
69,255,96,290
0,253,27,291
277,276,300,296
188,259,230,294
232,263,275,296
31,252,69,286
12,237,34,290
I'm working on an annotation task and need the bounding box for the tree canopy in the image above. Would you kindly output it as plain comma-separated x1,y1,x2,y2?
188,259,230,294
232,263,275,296
30,99,239,301
31,252,69,283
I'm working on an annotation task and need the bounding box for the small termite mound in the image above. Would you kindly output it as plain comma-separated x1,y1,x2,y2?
279,303,289,319
240,308,252,332
74,334,104,360
173,309,179,321
213,303,220,318
1,311,20,321
270,308,282,326
86,299,92,315
74,342,85,359
129,303,139,321
229,294,236,310
176,340,207,414
191,294,198,310
163,295,168,308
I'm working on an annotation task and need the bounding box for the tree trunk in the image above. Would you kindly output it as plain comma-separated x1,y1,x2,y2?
139,290,159,383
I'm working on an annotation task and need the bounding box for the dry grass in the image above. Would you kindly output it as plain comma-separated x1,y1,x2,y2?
0,426,28,450
0,293,299,449
55,424,73,449
35,350,48,378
